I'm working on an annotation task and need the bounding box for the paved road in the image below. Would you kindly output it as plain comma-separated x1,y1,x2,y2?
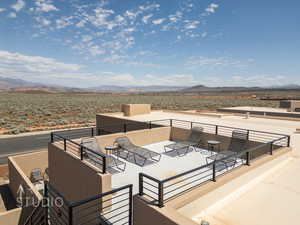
0,133,51,165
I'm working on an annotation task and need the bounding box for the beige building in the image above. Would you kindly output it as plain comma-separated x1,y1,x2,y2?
1,107,300,225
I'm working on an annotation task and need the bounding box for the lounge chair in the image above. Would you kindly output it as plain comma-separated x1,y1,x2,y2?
114,136,161,166
164,126,204,156
206,130,248,171
81,138,126,172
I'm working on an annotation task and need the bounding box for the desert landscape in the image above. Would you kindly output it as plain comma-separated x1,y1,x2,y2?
2,89,300,134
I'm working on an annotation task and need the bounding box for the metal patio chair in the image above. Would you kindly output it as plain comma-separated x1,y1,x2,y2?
114,136,161,167
165,126,205,156
81,138,126,172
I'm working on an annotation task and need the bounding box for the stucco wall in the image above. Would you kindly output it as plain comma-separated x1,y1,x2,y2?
122,104,151,116
0,208,22,225
48,143,111,204
8,151,47,203
95,127,171,152
133,195,198,225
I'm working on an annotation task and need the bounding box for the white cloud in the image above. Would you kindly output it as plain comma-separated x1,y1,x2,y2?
205,3,219,14
56,16,73,29
82,35,92,42
152,18,165,25
35,0,58,12
36,16,51,26
0,8,6,12
11,0,25,12
185,56,249,70
142,14,153,24
0,50,82,79
184,21,200,29
8,12,17,18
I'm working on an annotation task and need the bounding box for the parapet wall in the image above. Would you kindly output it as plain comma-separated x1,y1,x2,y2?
96,126,171,152
48,143,111,204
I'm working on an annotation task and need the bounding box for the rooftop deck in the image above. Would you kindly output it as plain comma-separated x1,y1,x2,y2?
112,140,244,194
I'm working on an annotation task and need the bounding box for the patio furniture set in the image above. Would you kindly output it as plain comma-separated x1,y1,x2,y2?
80,127,249,173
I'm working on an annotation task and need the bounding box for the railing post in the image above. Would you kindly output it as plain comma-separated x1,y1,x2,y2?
246,130,250,140
80,146,83,160
139,174,143,196
158,181,164,208
103,156,106,174
91,128,94,137
68,206,73,225
50,132,54,143
190,122,193,129
44,182,48,225
287,136,291,147
124,123,127,133
170,119,173,127
215,125,218,135
212,162,216,182
246,152,251,166
64,139,66,151
270,142,273,155
149,121,152,129
128,185,133,225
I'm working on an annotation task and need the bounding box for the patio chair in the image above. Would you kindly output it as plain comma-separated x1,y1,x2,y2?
30,168,44,184
206,151,239,172
165,126,205,156
81,138,126,172
114,136,161,166
228,130,248,152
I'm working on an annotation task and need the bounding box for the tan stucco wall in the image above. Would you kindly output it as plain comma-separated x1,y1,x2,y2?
48,143,111,204
95,127,171,152
8,151,47,202
0,208,22,225
133,195,198,225
122,104,151,116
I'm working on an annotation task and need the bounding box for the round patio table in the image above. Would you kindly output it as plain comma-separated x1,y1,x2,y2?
207,140,221,152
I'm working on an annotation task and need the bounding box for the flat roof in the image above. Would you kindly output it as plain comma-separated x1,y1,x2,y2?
180,154,300,225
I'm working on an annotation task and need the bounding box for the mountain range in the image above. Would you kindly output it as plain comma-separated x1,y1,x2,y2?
1,76,300,93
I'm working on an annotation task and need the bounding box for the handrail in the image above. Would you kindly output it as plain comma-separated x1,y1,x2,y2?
51,132,107,174
139,134,289,207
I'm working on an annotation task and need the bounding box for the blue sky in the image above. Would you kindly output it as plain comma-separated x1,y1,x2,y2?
0,0,299,88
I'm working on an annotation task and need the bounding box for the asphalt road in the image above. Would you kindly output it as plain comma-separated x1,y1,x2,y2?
0,133,51,165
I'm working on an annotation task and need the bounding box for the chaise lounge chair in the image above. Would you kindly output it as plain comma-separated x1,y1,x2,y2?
206,130,248,171
81,138,126,172
164,126,204,156
114,136,161,166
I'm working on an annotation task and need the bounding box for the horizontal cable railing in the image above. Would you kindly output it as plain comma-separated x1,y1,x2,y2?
45,181,133,225
50,118,290,175
70,184,133,225
139,135,289,207
51,132,107,174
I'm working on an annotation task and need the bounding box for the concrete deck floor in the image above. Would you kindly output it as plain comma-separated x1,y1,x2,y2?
111,141,243,195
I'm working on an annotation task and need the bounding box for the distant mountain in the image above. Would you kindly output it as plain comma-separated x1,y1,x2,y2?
181,85,262,93
268,84,300,89
88,85,185,92
0,76,80,92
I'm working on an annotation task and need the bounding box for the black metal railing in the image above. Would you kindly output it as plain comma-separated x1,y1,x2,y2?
139,135,289,207
45,181,133,225
22,200,47,225
50,118,290,174
51,132,107,174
